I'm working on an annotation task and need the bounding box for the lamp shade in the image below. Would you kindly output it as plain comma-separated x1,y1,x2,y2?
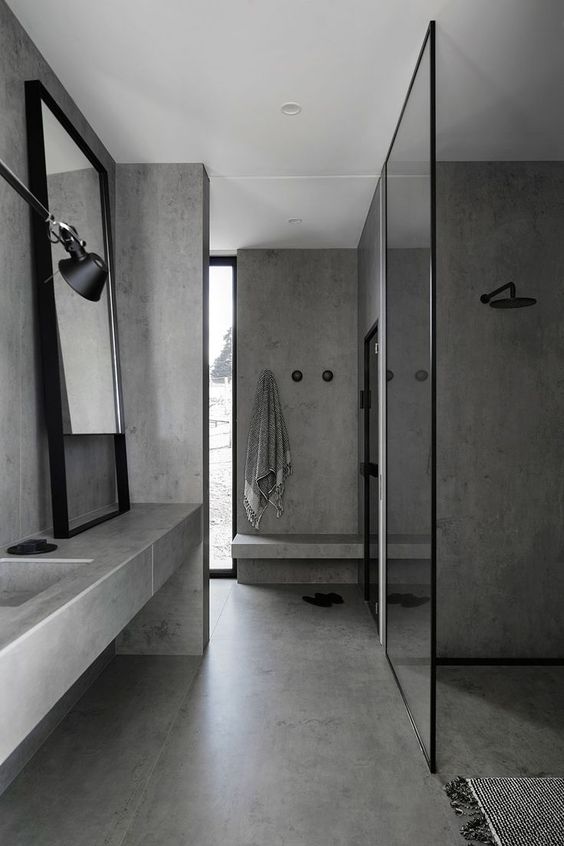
58,251,108,302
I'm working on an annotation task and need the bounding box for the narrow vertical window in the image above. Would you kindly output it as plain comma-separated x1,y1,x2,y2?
209,258,236,576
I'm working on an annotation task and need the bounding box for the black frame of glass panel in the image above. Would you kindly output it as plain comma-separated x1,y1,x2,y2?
209,256,237,579
25,80,130,539
362,321,379,629
383,21,437,772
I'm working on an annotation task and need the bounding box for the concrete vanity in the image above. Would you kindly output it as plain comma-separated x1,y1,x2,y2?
0,503,203,769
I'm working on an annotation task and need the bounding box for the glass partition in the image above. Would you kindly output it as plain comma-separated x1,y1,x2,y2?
385,27,435,767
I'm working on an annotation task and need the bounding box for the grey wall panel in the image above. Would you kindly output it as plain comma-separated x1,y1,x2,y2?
115,163,209,653
436,161,564,658
116,163,207,505
0,0,119,544
237,249,358,535
387,248,431,535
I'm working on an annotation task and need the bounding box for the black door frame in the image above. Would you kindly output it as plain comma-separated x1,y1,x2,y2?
362,322,379,631
209,256,237,579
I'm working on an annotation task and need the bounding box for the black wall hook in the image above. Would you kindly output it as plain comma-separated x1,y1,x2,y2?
322,370,333,382
291,370,303,382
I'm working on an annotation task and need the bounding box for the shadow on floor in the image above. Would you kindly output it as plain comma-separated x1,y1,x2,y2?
0,655,201,846
437,665,564,776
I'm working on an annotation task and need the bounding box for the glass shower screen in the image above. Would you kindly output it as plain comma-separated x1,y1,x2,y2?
385,27,435,768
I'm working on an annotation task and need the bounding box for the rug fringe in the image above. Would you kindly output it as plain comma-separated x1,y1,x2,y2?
444,777,496,845
460,815,497,844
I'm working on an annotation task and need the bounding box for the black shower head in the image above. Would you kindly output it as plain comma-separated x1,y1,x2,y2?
480,282,536,309
487,296,537,309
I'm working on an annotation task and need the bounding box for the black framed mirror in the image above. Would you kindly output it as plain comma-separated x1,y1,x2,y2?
25,80,130,538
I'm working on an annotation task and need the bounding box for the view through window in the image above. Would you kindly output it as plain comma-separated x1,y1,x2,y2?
209,260,235,573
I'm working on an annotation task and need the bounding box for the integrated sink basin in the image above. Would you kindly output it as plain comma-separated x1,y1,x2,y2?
0,558,93,607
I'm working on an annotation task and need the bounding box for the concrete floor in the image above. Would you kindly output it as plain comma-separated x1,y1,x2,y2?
437,665,564,777
387,583,432,757
209,577,235,635
0,654,202,845
0,582,461,846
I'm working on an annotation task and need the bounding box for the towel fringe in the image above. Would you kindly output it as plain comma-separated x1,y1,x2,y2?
243,370,291,530
243,492,263,529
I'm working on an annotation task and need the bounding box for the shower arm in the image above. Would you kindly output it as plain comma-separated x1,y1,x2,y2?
480,282,515,304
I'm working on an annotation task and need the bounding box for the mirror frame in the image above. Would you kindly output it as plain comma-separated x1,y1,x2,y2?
25,80,130,538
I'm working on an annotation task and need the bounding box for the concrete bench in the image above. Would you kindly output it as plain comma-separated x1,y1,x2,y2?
231,533,430,584
232,533,363,560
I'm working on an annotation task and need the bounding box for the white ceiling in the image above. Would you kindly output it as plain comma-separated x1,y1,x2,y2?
7,0,564,250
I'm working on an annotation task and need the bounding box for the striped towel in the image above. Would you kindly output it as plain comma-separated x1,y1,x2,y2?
244,370,291,529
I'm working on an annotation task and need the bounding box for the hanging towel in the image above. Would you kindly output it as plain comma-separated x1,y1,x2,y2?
244,369,291,529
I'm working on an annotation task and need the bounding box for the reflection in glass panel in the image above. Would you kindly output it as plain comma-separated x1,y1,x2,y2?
42,103,118,434
386,37,433,760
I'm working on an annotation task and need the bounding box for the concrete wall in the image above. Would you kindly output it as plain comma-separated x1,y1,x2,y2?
436,161,564,658
387,248,431,536
115,163,209,653
237,249,358,536
0,0,119,544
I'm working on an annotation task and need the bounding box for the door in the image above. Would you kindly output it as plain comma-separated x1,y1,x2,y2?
363,326,379,627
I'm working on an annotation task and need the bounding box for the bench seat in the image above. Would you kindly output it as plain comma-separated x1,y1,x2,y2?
232,533,430,560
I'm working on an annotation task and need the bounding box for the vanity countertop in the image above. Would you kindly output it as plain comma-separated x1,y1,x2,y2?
0,502,201,652
0,502,203,767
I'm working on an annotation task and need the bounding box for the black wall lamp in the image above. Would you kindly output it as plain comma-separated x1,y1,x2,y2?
0,156,108,301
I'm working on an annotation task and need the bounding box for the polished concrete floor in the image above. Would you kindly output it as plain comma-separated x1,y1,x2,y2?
437,665,564,777
0,582,462,845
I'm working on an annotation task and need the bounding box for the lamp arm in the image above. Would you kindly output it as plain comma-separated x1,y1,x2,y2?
0,156,88,251
0,155,53,222
1,155,107,301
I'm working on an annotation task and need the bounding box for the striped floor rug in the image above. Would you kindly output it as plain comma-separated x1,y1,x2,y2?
445,776,564,845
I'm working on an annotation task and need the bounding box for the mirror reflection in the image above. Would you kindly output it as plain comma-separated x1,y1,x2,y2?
42,103,119,434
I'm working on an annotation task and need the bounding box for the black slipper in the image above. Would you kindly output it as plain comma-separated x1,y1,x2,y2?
315,592,344,604
387,593,405,604
303,595,333,607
